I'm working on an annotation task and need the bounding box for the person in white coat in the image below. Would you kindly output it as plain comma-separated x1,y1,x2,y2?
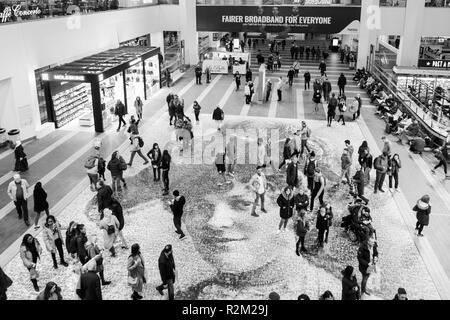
98,209,120,258
7,174,31,226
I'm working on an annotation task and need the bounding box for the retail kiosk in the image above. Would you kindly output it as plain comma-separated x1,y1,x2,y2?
41,47,161,133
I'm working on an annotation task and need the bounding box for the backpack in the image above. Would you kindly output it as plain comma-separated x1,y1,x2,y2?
84,155,97,169
119,156,128,171
305,160,316,177
340,103,347,112
137,137,144,148
97,157,106,172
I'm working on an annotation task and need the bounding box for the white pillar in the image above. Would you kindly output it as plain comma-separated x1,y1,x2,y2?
179,0,199,66
396,0,425,67
357,0,380,69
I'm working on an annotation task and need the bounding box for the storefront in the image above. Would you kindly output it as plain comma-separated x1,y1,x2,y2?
40,46,160,133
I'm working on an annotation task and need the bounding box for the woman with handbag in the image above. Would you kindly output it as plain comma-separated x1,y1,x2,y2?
20,234,42,292
357,236,378,296
127,243,146,300
276,186,295,234
98,209,120,257
42,215,69,269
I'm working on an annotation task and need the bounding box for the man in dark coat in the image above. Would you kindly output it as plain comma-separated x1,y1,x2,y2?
319,60,327,76
76,261,102,300
170,190,186,240
97,180,113,218
286,152,299,188
156,244,176,300
352,166,369,204
114,100,126,132
373,152,388,193
166,93,175,125
195,65,203,85
256,50,265,65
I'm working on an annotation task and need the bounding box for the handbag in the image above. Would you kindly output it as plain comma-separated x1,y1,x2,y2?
107,225,116,235
127,275,138,286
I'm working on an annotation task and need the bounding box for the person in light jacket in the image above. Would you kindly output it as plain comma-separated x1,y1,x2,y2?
127,135,149,167
20,234,42,292
127,243,146,300
98,209,120,257
33,182,49,230
42,215,68,269
244,82,251,105
7,174,31,226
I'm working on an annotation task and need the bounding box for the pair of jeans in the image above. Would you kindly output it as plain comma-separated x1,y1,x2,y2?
196,75,202,84
156,279,175,300
88,173,98,190
300,140,310,157
129,150,148,165
51,238,66,265
388,171,399,189
245,95,251,104
296,235,306,252
339,87,345,96
327,114,334,125
153,167,161,181
340,167,352,185
194,111,200,122
162,170,170,192
434,160,448,174
374,172,386,192
360,271,371,293
111,174,126,193
117,115,126,130
317,228,326,246
304,81,310,90
14,198,29,222
288,78,293,86
252,192,265,213
173,216,185,237
310,186,324,211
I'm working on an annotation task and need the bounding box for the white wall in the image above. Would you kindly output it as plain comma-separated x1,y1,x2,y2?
0,5,180,140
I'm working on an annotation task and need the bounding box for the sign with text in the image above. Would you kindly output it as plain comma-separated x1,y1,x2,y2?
418,59,450,69
196,6,361,33
0,5,41,23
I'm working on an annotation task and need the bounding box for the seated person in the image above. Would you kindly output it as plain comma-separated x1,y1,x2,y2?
397,119,420,144
409,136,426,154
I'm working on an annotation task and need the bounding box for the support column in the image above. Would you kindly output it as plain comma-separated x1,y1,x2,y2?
91,81,104,133
396,0,425,67
179,0,199,66
357,0,380,69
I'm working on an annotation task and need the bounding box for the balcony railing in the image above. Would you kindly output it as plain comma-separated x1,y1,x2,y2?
195,0,361,6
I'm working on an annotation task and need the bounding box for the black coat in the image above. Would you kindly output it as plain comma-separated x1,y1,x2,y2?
341,276,360,300
76,234,88,262
170,196,186,218
33,188,49,213
413,203,431,226
277,193,295,219
316,212,329,230
76,271,102,300
212,108,224,121
14,145,26,160
97,185,113,212
0,267,13,300
107,157,124,177
338,75,347,87
286,162,299,187
294,193,309,211
158,250,176,284
114,103,125,116
283,144,291,160
110,199,124,231
357,242,379,273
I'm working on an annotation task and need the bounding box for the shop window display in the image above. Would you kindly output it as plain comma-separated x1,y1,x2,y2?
144,56,160,98
52,83,91,128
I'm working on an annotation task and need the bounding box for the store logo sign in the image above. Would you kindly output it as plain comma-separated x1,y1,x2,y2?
54,74,85,81
0,5,42,23
419,59,450,69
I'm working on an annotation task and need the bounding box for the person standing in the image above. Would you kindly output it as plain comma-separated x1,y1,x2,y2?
107,151,127,194
300,121,312,157
14,140,28,172
338,73,347,96
244,82,251,105
212,105,224,131
341,266,360,300
7,174,31,226
322,78,332,103
337,97,347,125
310,169,326,212
167,93,175,126
36,282,63,300
0,267,13,300
32,182,49,230
353,94,362,120
290,44,296,60
414,195,431,237
195,64,203,85
20,234,42,292
115,99,127,132
76,260,102,300
381,136,392,159
134,96,143,121
156,244,176,300
193,101,201,124
287,67,295,87
42,215,68,269
316,205,328,248
170,190,186,240
278,138,292,171
359,148,373,186
352,165,369,204
249,166,268,217
265,79,272,102
76,224,89,265
299,45,304,59
431,146,450,178
312,90,322,114
234,71,242,91
327,93,338,127
97,180,113,218
205,66,211,84
357,237,378,296
319,60,327,76
245,68,253,82
304,151,317,191
294,188,309,213
226,135,238,178
277,186,295,234
85,152,99,192
286,152,299,189
161,150,172,196
304,71,311,90
99,208,120,257
388,154,401,192
128,135,149,167
276,77,284,102
295,209,309,255
85,235,111,286
147,143,162,182
127,243,146,300
373,152,389,193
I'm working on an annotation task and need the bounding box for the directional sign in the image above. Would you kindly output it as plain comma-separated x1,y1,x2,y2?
418,59,450,69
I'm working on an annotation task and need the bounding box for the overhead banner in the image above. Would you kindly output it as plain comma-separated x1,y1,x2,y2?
196,6,361,34
418,59,450,69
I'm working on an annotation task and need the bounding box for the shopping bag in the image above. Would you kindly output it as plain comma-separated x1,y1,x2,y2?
367,264,382,292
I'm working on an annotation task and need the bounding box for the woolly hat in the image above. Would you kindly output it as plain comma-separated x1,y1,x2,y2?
420,195,430,204
398,288,407,295
269,292,280,300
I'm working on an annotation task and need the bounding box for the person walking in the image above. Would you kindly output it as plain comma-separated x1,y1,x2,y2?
304,71,311,90
215,151,228,186
128,135,149,167
431,146,450,178
304,151,317,191
212,105,224,131
357,237,378,296
156,244,176,300
312,90,322,114
110,198,127,249
339,148,352,186
290,44,296,60
7,173,31,226
134,96,143,121
310,169,326,212
244,82,251,105
249,166,268,217
114,99,127,132
85,151,100,191
147,143,162,182
195,64,203,85
193,101,201,124
76,260,102,300
278,138,292,171
205,66,211,84
0,267,13,300
300,121,312,158
97,180,113,218
107,151,127,195
85,235,112,286
327,93,338,126
388,154,401,192
161,150,172,196
295,209,310,255
414,195,431,237
341,266,360,300
316,205,328,248
276,77,284,102
226,135,238,178
170,190,186,240
277,186,295,234
287,67,295,87
234,71,242,91
322,77,332,102
319,60,327,76
359,147,373,186
245,68,253,82
337,97,347,125
299,45,304,59
36,282,63,300
353,165,369,204
286,152,299,189
42,215,68,269
127,243,146,300
338,73,347,96
20,234,42,292
14,140,28,172
353,94,362,120
32,182,49,230
265,79,272,102
373,152,389,193
167,93,176,126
